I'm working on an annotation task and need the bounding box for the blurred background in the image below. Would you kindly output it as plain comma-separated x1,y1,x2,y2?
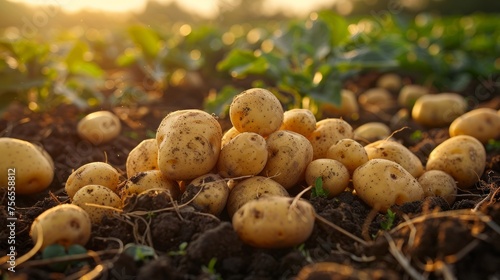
0,0,498,115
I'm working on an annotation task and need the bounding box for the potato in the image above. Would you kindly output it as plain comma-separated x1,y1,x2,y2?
449,108,500,144
121,170,180,200
358,88,394,109
279,108,317,137
217,132,268,178
308,118,354,159
353,122,391,142
180,173,229,216
376,73,402,92
418,170,457,205
0,138,54,195
65,162,121,199
411,93,467,127
364,139,424,178
226,176,289,218
229,88,284,136
221,127,240,148
326,139,368,174
260,130,313,189
398,84,429,109
72,185,121,223
156,109,222,181
321,89,359,117
30,204,91,250
77,111,121,145
426,135,486,189
126,139,158,178
232,196,315,248
305,159,350,198
353,159,424,212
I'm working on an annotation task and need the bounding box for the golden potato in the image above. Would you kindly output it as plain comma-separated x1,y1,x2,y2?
308,118,354,159
260,130,313,189
358,88,394,109
398,84,429,109
279,108,317,137
376,73,402,92
232,196,315,248
121,170,180,200
180,173,230,216
353,159,424,212
30,204,91,250
221,127,241,148
326,139,368,174
305,159,350,198
411,93,467,127
126,138,158,178
217,132,268,178
353,122,391,142
418,170,457,205
449,108,500,144
65,162,121,199
426,135,486,189
229,88,284,136
77,111,121,145
0,138,54,195
156,109,222,181
72,185,121,223
364,139,424,178
321,89,359,117
226,176,289,218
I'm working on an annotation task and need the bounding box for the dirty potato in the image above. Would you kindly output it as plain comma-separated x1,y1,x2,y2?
156,109,222,181
418,170,457,205
305,159,350,198
126,138,158,178
217,132,268,178
308,118,354,159
180,173,230,216
65,162,121,199
71,185,121,223
326,138,368,174
77,111,121,145
229,88,284,136
411,93,467,127
279,108,317,138
121,170,180,200
449,108,500,144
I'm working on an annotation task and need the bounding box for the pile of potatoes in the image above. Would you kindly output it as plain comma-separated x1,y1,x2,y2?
27,82,498,251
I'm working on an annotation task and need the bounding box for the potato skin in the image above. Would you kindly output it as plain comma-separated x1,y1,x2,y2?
121,170,180,200
126,139,158,178
72,185,122,223
232,196,315,248
221,127,240,148
321,89,359,117
426,135,486,189
418,170,457,205
308,118,354,159
353,159,424,212
77,111,121,145
65,162,121,199
156,109,222,181
30,204,91,250
0,138,54,195
260,130,313,189
229,88,284,136
353,122,391,142
398,84,428,109
227,176,289,218
449,108,500,144
358,88,394,109
412,93,467,127
217,132,268,178
326,139,368,174
280,108,317,138
305,159,350,198
180,173,229,216
364,140,424,178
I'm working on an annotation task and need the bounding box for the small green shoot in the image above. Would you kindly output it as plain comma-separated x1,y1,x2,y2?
168,242,188,256
409,130,423,142
311,177,328,199
380,209,396,231
296,243,313,263
202,258,222,280
123,243,156,261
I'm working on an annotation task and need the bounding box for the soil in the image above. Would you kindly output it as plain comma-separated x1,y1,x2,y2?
1,72,499,280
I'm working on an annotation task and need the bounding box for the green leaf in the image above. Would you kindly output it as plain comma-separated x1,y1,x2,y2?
381,209,396,230
124,243,156,261
128,25,161,59
317,11,349,46
217,49,268,77
311,177,328,198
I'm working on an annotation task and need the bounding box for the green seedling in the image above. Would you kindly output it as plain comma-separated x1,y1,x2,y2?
311,177,328,199
380,209,396,231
